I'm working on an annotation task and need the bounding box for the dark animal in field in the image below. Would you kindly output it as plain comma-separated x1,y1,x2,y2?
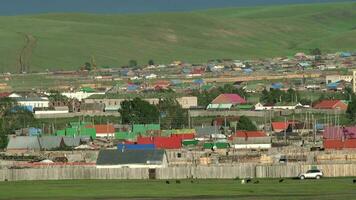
165,180,170,184
279,179,284,183
176,180,181,184
353,179,356,183
253,180,260,184
190,180,194,183
246,178,252,183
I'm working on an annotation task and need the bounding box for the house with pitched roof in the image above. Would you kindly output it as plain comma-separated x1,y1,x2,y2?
86,124,115,138
207,93,246,109
230,130,271,149
313,100,348,111
96,149,167,169
323,126,356,149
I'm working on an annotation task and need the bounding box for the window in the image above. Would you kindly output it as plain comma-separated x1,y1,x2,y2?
177,153,182,158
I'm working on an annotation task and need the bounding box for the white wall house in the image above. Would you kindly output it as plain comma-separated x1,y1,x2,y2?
15,97,49,109
254,103,302,111
61,91,105,101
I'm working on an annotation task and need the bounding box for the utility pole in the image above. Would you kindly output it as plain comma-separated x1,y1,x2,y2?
188,109,191,129
284,117,287,144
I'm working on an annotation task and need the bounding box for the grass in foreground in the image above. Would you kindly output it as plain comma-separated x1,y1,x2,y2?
0,178,356,200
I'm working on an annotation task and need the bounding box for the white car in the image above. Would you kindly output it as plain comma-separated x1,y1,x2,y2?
299,169,323,180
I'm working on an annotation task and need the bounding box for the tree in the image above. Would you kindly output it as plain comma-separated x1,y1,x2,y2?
0,97,17,117
158,98,188,129
310,48,322,56
119,98,159,124
84,62,92,71
235,116,257,131
148,59,155,66
128,60,138,68
0,98,37,149
347,90,356,121
48,90,68,102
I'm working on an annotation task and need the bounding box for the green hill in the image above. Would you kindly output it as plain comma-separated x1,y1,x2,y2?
0,2,355,72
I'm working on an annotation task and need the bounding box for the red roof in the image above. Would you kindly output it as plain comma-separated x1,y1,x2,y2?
324,139,356,149
313,100,347,110
0,92,10,98
235,131,266,138
271,122,290,131
211,94,246,105
86,124,115,134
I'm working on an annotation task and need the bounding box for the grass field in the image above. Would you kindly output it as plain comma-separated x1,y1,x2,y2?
0,178,355,199
0,2,355,72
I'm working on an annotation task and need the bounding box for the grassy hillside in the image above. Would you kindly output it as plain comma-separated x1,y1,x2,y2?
0,2,355,72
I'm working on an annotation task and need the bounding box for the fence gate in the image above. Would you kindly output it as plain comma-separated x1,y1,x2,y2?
148,169,156,179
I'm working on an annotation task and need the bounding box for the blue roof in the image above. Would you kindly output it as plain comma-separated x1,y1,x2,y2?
127,84,139,91
170,79,182,85
340,52,352,57
243,68,253,74
271,82,283,89
327,82,338,89
193,79,204,85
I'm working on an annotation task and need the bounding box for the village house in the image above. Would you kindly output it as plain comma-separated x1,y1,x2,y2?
96,149,168,169
85,96,197,110
207,93,246,110
323,126,356,149
254,102,302,111
86,124,115,138
313,100,348,111
229,131,272,149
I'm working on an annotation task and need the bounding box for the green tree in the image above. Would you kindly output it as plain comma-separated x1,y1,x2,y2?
0,97,17,116
128,60,138,68
84,62,92,71
0,98,37,149
236,116,257,131
48,90,68,102
158,98,188,129
119,98,159,124
148,59,155,66
310,48,322,56
347,91,356,121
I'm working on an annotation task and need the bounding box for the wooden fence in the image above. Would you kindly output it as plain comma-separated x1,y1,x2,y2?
1,163,356,181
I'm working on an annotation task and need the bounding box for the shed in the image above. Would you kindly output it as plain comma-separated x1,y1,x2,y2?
6,136,41,153
96,149,167,168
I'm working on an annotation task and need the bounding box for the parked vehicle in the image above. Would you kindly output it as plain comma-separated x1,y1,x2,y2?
298,169,323,180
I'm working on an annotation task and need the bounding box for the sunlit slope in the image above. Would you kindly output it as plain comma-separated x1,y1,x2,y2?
0,2,355,72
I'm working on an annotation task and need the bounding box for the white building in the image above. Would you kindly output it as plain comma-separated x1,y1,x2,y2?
254,102,302,111
15,97,49,110
325,75,353,84
61,91,105,101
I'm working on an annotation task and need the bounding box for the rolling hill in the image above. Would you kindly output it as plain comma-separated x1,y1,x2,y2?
0,2,355,72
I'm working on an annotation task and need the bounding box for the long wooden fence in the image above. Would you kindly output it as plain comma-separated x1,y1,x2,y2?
1,163,356,181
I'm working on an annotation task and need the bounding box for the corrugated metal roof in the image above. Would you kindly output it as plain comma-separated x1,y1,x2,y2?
96,149,165,165
39,136,63,150
7,136,41,150
194,126,218,137
211,94,246,105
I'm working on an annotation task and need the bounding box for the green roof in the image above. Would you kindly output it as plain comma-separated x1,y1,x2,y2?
207,104,232,109
65,128,77,136
236,104,254,110
56,130,66,136
203,142,230,149
79,127,96,139
182,140,198,146
132,124,161,134
80,87,95,93
115,132,138,140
